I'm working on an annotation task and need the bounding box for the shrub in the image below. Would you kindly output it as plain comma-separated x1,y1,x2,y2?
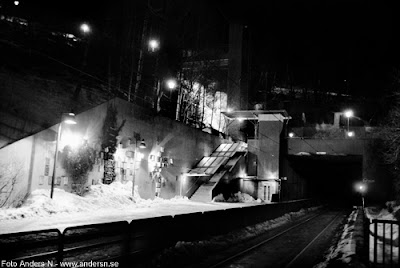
62,142,95,195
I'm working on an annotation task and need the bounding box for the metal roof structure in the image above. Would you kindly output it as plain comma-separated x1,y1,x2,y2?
187,143,246,176
221,110,290,121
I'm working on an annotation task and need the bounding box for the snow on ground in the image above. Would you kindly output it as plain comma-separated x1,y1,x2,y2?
0,182,259,234
213,191,262,203
1,182,386,267
364,203,399,265
152,206,322,267
314,208,361,268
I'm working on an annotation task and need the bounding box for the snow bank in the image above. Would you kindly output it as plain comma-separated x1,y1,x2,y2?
0,182,191,220
212,192,262,203
152,206,321,267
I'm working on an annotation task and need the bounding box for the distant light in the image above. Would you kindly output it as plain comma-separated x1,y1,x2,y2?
227,108,233,113
14,1,19,6
347,131,355,137
237,117,244,122
288,132,294,138
166,79,177,90
148,39,160,52
80,23,91,34
344,109,353,118
355,182,367,193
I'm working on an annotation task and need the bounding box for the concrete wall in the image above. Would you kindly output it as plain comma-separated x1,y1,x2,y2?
0,98,225,206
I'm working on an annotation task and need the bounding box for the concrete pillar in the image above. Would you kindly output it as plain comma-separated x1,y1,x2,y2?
333,112,342,128
256,116,285,180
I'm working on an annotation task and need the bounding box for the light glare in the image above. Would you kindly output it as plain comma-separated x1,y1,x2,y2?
80,23,90,34
166,79,177,90
344,110,354,118
61,132,82,150
149,39,160,51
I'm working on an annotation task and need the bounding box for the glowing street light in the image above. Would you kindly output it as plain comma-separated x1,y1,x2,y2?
347,131,355,137
355,182,367,209
14,1,19,6
344,109,353,132
166,78,177,90
80,23,91,34
288,132,295,138
148,38,160,52
51,113,77,199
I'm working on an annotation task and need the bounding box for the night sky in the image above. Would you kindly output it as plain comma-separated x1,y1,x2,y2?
5,0,400,98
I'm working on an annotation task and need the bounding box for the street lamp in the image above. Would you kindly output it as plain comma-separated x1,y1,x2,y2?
344,109,353,132
355,182,367,209
80,23,91,34
132,132,146,197
166,78,177,90
148,38,160,52
50,113,77,199
79,23,91,68
347,131,355,137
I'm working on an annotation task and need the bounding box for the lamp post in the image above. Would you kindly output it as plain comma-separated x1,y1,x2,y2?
132,132,146,198
50,113,77,199
79,23,91,68
344,109,353,132
355,182,367,209
148,38,160,52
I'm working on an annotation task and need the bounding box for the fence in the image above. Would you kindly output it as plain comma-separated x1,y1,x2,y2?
0,199,315,266
368,218,400,267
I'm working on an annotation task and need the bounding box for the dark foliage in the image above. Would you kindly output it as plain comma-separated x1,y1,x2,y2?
61,142,95,195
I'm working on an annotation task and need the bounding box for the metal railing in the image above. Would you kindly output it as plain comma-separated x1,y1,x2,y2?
368,218,400,267
0,199,316,266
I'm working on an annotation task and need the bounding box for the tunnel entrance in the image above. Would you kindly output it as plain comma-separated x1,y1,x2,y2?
288,154,363,207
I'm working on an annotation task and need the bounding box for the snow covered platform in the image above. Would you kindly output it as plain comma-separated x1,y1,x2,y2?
0,182,263,235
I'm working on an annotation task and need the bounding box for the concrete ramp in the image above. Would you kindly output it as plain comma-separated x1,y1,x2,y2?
189,143,246,202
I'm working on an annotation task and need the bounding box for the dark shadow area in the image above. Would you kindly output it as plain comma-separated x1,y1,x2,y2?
288,155,363,208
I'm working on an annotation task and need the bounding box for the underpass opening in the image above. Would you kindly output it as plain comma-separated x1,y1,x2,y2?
288,154,363,207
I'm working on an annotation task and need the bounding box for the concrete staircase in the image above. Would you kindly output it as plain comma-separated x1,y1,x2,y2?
189,143,246,202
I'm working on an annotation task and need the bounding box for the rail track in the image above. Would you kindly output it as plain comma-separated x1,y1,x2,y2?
182,208,348,268
0,201,335,267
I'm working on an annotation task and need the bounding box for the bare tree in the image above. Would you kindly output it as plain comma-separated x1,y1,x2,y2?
178,56,227,132
0,162,24,208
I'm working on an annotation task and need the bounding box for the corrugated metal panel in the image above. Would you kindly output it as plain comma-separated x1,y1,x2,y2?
211,143,239,157
188,156,229,175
